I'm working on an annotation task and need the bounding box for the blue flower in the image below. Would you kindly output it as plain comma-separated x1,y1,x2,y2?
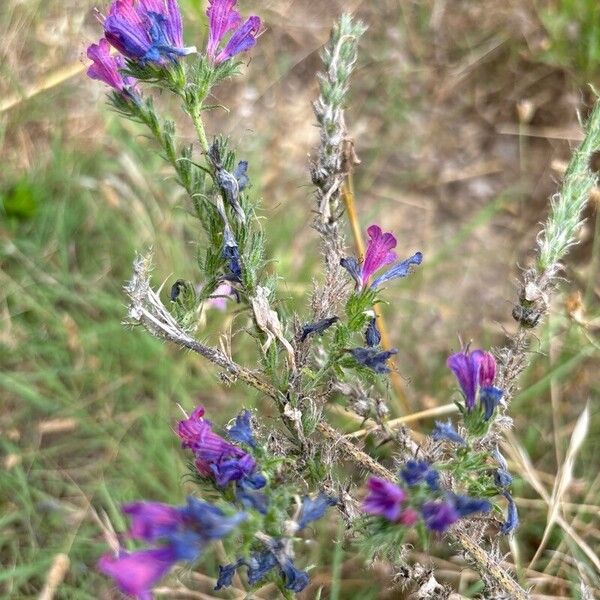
365,317,381,347
349,347,397,374
226,410,256,448
245,550,278,585
214,561,241,590
480,386,504,421
280,558,310,592
501,492,519,535
299,316,339,342
401,460,435,488
297,494,336,530
451,494,492,518
236,473,268,514
431,420,466,446
182,497,247,540
234,161,249,191
370,251,423,289
222,226,242,281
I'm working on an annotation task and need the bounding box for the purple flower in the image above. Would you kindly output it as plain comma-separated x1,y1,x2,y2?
122,501,183,541
350,347,397,374
87,38,136,93
431,420,466,446
177,405,256,486
297,494,336,530
340,225,422,289
98,547,177,599
299,316,339,342
206,0,261,64
364,316,381,347
99,497,246,597
363,477,406,521
447,348,500,411
102,0,196,64
421,500,459,532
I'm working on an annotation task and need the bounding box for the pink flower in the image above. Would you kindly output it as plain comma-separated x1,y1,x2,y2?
340,224,422,289
206,0,261,64
87,38,136,92
362,476,406,521
99,547,177,599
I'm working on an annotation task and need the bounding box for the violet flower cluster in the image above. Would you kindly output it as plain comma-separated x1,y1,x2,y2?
363,462,491,534
87,0,261,94
99,497,246,598
100,406,336,597
340,224,422,374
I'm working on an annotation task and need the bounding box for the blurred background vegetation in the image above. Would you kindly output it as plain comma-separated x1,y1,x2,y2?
1,0,599,598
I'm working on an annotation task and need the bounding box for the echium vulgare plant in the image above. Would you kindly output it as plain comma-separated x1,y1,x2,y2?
87,2,599,598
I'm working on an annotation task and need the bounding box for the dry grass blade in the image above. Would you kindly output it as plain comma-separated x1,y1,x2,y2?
345,403,458,439
529,403,590,568
504,428,600,575
0,62,84,114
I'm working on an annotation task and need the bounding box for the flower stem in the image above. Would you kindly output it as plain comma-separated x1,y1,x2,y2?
190,102,211,156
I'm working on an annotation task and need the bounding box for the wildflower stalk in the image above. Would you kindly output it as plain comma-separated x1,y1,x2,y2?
496,94,600,398
538,94,600,273
124,253,529,599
